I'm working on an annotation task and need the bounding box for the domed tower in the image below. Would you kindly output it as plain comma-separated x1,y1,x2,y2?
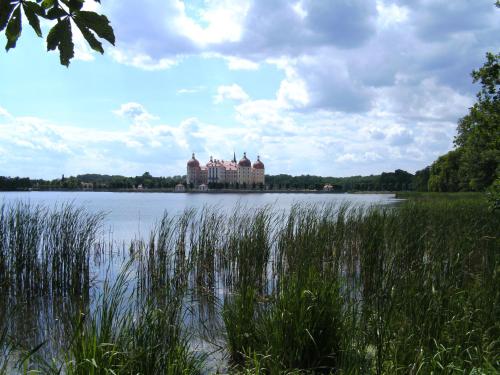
252,155,265,185
186,153,201,186
237,152,252,186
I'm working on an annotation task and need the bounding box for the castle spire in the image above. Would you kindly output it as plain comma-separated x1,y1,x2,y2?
233,151,236,163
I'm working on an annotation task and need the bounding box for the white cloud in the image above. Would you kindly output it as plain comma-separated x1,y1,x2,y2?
113,103,159,123
336,151,383,163
109,49,179,71
0,97,463,179
177,86,206,95
224,56,259,70
173,0,250,46
0,106,11,118
214,84,250,103
292,1,307,19
275,64,309,108
376,0,409,28
4,1,498,178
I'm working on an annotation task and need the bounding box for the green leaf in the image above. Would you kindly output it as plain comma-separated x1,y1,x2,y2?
46,6,67,20
74,10,115,45
67,0,84,12
41,0,56,9
5,6,22,51
46,18,74,66
74,18,103,53
23,2,45,37
0,0,15,32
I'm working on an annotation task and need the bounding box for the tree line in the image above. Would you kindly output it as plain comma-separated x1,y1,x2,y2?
265,169,414,191
0,172,184,191
1,169,416,192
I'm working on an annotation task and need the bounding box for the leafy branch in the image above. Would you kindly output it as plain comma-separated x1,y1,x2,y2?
0,0,114,66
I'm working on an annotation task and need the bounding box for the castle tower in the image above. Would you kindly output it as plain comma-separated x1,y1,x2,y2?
237,152,252,186
252,155,265,185
186,153,200,185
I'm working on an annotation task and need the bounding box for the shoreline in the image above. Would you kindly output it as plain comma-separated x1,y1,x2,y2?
1,188,398,195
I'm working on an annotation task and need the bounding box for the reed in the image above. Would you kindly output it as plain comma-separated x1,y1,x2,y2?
0,322,10,375
0,198,498,374
220,200,499,373
0,202,103,298
24,260,204,375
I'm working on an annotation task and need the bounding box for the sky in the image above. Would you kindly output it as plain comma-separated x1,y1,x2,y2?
0,0,498,179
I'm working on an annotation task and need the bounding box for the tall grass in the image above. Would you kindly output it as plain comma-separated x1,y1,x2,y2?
0,199,498,373
0,202,103,297
55,262,204,375
221,200,499,373
0,320,10,375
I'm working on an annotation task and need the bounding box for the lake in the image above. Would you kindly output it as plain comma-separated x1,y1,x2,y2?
0,191,400,242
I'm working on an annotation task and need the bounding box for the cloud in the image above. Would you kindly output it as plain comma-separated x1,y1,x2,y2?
113,102,159,122
0,106,11,118
176,86,206,95
406,0,497,42
174,0,250,46
98,0,497,116
388,127,414,146
376,1,408,28
224,56,259,70
0,96,463,179
304,0,376,49
366,127,386,140
336,151,383,163
109,49,179,70
3,1,499,177
0,106,197,178
214,84,250,103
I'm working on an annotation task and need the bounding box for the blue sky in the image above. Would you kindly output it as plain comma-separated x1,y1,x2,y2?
0,0,498,178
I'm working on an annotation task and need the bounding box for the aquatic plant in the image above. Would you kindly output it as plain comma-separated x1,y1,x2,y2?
0,197,498,374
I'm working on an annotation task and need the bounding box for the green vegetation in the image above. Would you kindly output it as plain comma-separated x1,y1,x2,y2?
55,265,203,375
265,169,414,191
0,169,416,192
0,198,498,374
0,172,185,191
395,191,486,201
0,202,103,297
416,52,499,193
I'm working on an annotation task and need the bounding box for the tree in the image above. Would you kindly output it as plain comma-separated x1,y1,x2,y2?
414,167,430,192
428,149,464,192
1,0,114,66
454,52,499,191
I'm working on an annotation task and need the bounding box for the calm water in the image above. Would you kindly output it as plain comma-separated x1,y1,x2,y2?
0,191,400,242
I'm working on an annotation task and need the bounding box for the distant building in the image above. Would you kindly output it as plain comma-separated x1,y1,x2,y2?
323,184,334,191
174,183,186,192
198,183,208,191
186,152,265,187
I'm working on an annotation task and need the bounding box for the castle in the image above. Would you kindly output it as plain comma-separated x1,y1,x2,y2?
186,152,265,187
